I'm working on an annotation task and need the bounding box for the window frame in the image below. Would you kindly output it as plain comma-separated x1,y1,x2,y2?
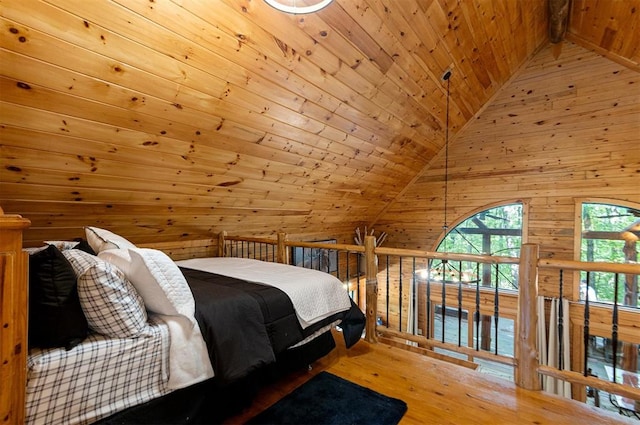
430,200,529,291
431,199,530,252
574,198,640,304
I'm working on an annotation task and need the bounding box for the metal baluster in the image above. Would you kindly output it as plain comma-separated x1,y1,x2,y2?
583,272,591,377
411,257,418,335
457,261,463,347
612,273,620,381
344,252,350,292
558,270,564,371
475,262,480,351
441,260,447,342
386,256,390,328
399,256,403,333
426,259,432,340
356,253,361,302
493,264,500,355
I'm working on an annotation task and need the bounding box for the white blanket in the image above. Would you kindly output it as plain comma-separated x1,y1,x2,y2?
157,314,214,390
176,257,352,328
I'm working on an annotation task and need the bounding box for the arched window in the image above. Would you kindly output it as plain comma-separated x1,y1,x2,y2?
580,201,639,307
432,202,524,291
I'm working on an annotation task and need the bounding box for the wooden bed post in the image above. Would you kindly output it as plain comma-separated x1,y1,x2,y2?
218,230,227,257
0,211,31,425
277,232,288,264
364,235,378,343
515,243,541,390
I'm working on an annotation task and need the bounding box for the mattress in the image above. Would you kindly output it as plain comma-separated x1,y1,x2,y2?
176,257,353,328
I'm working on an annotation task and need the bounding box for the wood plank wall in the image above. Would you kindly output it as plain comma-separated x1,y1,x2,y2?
0,0,548,247
0,1,637,304
376,41,640,299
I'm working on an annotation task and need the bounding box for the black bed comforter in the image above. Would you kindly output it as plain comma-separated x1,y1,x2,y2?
180,267,364,383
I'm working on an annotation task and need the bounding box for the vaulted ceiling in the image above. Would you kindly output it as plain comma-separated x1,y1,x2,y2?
1,0,638,244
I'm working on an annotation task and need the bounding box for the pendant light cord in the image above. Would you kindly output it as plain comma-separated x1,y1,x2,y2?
442,70,452,238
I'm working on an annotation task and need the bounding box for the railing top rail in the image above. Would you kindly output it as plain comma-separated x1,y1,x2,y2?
375,246,520,265
223,235,277,244
224,237,520,263
223,235,365,253
539,258,640,275
285,240,365,253
222,233,639,274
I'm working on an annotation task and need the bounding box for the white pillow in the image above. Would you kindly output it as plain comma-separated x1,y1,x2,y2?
85,227,136,253
99,248,195,319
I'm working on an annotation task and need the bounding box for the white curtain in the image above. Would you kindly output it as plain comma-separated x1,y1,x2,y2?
536,296,572,398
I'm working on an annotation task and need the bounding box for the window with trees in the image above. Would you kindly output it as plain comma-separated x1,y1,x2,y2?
433,203,523,291
580,202,639,308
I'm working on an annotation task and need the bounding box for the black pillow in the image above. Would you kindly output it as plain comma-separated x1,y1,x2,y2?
29,244,88,350
73,238,97,255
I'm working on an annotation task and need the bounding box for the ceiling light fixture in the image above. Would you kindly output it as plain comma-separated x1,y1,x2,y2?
263,0,334,14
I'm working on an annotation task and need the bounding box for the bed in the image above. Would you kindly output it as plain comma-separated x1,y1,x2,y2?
25,227,365,425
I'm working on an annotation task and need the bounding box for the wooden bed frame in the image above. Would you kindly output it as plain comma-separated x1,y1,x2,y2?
0,210,30,425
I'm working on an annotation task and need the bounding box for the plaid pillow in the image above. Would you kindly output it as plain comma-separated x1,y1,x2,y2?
63,250,148,338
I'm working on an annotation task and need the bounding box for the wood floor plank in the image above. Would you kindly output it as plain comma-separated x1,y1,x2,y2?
223,330,633,424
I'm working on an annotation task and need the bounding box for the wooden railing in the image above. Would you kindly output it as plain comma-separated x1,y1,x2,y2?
536,257,640,407
218,232,640,407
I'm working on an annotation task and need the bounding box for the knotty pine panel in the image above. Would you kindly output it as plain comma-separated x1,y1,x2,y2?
1,2,429,171
2,0,636,254
377,41,639,306
569,0,640,71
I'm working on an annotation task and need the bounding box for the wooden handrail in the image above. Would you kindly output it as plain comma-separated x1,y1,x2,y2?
287,240,365,253
221,234,276,245
539,258,640,274
375,246,520,265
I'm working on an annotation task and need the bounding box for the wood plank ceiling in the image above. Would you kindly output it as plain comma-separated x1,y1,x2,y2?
1,0,638,245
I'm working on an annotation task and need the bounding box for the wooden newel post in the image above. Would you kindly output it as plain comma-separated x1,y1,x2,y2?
218,230,227,257
277,232,288,264
364,235,378,343
515,243,541,390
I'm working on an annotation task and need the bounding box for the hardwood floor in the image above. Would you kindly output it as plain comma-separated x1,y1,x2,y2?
224,330,634,424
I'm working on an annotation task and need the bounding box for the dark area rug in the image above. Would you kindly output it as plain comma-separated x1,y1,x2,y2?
246,371,407,425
